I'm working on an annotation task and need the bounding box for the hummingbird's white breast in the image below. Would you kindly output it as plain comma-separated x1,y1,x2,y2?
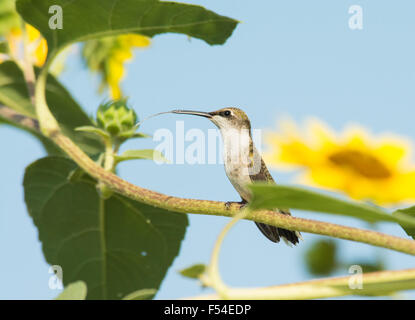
220,128,255,201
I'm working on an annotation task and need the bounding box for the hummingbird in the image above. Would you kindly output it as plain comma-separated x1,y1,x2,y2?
172,107,300,245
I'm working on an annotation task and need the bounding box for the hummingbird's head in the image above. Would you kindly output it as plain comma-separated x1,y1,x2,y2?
172,107,251,130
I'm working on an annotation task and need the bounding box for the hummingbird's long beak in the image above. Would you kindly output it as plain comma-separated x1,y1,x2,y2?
171,109,212,118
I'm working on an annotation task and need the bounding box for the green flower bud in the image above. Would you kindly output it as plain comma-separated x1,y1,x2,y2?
96,99,138,139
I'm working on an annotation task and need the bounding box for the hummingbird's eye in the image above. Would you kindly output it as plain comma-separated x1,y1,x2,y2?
223,110,231,117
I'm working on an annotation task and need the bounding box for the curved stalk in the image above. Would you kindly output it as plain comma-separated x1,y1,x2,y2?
34,53,59,135
187,267,415,300
206,209,250,298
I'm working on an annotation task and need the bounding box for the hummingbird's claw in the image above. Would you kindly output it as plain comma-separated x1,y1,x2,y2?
225,200,248,210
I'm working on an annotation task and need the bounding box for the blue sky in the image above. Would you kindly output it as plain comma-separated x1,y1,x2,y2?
1,0,415,299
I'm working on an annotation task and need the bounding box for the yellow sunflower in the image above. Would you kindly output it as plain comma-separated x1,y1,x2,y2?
264,118,415,205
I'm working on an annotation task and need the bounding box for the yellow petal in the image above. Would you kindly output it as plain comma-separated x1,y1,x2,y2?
107,59,124,99
121,34,150,47
26,24,40,41
306,118,337,148
34,37,48,66
374,138,411,167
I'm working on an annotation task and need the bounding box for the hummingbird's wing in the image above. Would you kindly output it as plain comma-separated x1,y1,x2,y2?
249,157,301,245
249,157,276,184
254,221,300,244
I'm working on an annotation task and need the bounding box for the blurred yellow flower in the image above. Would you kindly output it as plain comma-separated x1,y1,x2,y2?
26,24,47,66
82,34,150,99
4,24,48,66
264,118,415,205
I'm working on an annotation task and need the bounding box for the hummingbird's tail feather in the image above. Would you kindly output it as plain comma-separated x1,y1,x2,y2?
254,222,300,245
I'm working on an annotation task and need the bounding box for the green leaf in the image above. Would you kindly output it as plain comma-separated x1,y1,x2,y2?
122,288,156,300
0,61,34,118
248,184,398,224
115,149,168,163
0,41,8,54
179,264,206,279
76,126,110,140
393,206,415,239
56,281,87,300
0,61,103,154
132,132,151,139
24,156,188,299
305,240,337,276
17,0,238,54
348,262,385,274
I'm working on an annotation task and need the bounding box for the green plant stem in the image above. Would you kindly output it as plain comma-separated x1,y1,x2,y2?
34,54,59,135
186,267,415,300
98,196,108,299
98,134,116,198
20,20,36,106
201,204,411,300
103,138,115,172
206,209,250,299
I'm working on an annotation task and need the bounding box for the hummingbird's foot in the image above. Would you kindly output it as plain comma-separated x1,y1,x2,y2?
225,200,248,210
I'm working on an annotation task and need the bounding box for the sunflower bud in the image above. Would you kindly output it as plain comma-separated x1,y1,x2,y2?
96,99,138,140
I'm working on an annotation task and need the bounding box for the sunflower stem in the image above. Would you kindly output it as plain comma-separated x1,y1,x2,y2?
20,20,36,105
186,267,415,300
206,209,250,299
